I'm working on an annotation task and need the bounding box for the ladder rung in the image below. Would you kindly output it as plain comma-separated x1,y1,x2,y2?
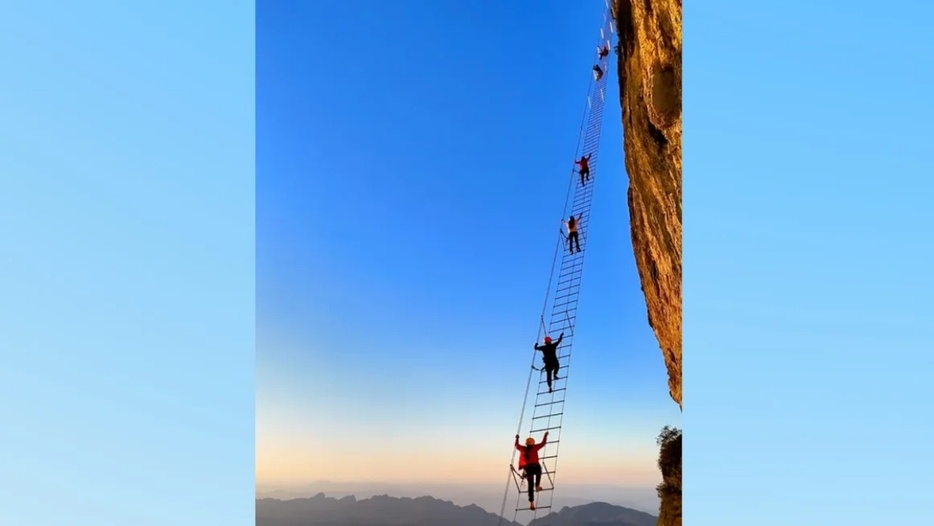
516,506,552,512
531,412,564,420
537,388,565,395
553,290,580,302
533,399,564,407
554,302,580,310
516,485,555,493
554,289,581,298
539,378,566,385
530,425,561,433
547,327,574,335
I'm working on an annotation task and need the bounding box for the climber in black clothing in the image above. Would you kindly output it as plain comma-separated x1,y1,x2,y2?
534,333,564,393
592,64,604,81
598,44,610,59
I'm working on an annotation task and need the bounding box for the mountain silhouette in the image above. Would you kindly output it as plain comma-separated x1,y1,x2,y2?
529,501,657,526
256,493,520,526
256,494,656,526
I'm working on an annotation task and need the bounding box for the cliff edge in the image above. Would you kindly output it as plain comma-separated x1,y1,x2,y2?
612,0,682,408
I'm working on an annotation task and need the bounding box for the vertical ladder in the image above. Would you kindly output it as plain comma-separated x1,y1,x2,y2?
499,2,616,525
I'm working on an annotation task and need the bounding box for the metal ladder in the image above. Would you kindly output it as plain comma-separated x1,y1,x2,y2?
498,3,616,525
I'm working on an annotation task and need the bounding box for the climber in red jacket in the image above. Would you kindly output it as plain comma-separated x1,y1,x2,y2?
575,153,592,186
598,44,610,59
515,432,549,510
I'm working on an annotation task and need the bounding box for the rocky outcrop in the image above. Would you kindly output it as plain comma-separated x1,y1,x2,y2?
612,0,682,408
656,427,682,526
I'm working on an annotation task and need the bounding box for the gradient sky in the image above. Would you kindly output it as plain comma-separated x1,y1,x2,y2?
255,0,680,488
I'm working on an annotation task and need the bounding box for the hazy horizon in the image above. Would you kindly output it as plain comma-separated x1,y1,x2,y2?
255,479,660,517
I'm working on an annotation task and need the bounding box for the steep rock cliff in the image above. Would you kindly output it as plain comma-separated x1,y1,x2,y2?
612,0,682,408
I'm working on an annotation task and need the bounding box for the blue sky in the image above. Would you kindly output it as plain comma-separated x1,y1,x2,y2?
255,0,679,487
0,1,254,524
686,1,934,523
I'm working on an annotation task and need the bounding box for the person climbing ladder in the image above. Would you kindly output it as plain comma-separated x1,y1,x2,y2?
575,153,592,186
515,432,549,510
598,44,609,59
563,214,583,255
592,64,604,81
534,332,564,392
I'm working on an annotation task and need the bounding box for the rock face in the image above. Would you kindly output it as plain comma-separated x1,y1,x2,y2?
612,0,682,408
656,427,682,526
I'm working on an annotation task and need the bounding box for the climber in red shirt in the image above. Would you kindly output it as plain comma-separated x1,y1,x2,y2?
515,432,549,510
598,44,610,59
575,153,592,186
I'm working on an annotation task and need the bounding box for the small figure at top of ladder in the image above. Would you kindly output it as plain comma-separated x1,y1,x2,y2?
592,64,604,81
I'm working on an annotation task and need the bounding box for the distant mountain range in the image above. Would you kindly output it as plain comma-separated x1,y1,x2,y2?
529,501,657,526
256,481,659,516
256,493,658,526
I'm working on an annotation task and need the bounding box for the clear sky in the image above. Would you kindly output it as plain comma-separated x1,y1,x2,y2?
0,1,255,524
255,0,680,488
686,1,934,522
